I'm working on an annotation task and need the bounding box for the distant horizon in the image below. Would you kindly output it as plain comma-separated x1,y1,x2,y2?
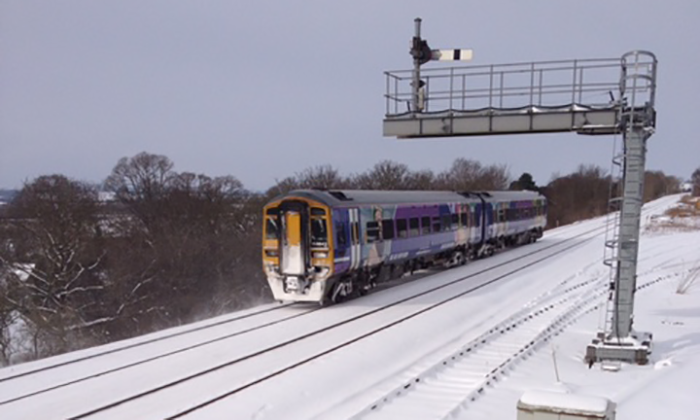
0,158,692,194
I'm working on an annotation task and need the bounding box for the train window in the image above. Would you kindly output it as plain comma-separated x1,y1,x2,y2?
310,218,328,247
421,216,431,235
335,222,347,247
409,218,420,236
366,221,380,243
498,209,506,223
311,208,326,216
397,219,408,238
441,215,451,231
461,212,468,227
432,216,441,232
265,218,279,240
382,220,395,240
451,214,459,229
266,208,279,216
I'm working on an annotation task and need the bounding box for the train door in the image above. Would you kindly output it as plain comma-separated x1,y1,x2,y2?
333,210,350,268
348,208,361,270
280,201,308,278
485,202,494,240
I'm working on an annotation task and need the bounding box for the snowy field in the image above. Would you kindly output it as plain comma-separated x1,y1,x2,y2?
464,215,700,419
0,194,698,419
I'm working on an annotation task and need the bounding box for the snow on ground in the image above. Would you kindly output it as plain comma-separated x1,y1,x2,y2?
461,201,700,420
0,194,697,419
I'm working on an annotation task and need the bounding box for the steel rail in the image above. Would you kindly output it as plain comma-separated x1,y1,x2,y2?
0,302,297,383
0,304,321,406
354,255,680,419
65,227,601,419
163,228,603,420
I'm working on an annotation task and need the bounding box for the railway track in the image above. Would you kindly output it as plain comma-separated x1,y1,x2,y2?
353,276,607,419
66,225,605,420
0,303,321,406
0,301,300,383
348,267,679,420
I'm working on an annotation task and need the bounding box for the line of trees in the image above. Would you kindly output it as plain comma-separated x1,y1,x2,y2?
692,167,700,196
0,152,683,364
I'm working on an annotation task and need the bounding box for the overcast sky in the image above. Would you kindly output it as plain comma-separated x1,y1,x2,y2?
1,1,698,191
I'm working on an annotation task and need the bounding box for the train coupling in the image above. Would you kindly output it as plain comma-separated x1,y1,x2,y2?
283,276,310,294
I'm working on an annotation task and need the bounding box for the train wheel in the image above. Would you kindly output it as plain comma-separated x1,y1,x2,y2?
445,250,465,268
330,280,354,304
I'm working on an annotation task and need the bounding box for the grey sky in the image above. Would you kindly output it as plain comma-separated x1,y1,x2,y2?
1,1,699,191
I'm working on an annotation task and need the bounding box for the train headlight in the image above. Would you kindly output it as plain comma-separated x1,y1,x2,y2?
312,251,328,258
265,249,279,257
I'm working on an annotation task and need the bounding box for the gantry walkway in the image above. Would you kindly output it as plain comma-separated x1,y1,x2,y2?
383,55,656,138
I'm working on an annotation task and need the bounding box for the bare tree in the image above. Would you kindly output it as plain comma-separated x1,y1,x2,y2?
692,167,700,197
104,152,175,234
543,165,611,228
0,175,106,357
265,166,348,198
0,266,18,365
644,170,680,202
103,153,267,332
436,158,510,191
294,165,348,190
405,169,436,190
351,160,412,190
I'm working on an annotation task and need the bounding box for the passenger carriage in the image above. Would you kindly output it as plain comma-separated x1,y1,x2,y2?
262,189,546,304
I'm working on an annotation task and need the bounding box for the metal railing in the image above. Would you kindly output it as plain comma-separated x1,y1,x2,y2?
384,56,656,117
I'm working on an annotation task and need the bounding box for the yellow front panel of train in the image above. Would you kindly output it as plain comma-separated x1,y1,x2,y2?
285,211,302,246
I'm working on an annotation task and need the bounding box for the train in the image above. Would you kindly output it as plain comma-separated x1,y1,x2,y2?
262,189,547,304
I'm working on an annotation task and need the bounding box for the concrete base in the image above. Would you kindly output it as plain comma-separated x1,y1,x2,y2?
585,330,653,366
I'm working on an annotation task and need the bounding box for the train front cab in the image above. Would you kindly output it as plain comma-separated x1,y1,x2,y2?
263,198,334,302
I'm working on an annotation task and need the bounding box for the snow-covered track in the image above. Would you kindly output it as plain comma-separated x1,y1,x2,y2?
117,227,605,420
0,302,299,384
353,268,678,420
353,277,606,419
0,303,320,405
